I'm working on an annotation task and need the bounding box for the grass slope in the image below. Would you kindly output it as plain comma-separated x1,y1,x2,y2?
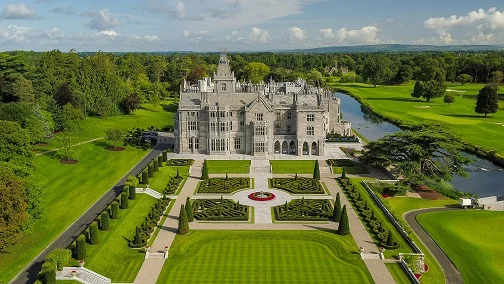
206,160,251,174
270,160,316,174
332,81,504,155
0,143,149,283
157,230,373,284
386,263,411,284
149,166,190,193
84,194,158,282
34,100,177,152
417,210,504,284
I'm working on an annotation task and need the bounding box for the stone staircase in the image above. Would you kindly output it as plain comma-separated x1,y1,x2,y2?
318,160,332,175
136,188,162,199
57,267,111,284
146,252,166,259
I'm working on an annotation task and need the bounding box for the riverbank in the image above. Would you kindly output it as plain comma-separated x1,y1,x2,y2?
332,83,504,169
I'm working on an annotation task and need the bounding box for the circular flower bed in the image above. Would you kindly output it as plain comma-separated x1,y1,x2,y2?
248,191,275,201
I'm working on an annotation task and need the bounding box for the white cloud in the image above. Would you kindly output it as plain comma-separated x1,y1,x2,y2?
84,9,121,31
289,27,305,42
249,27,269,43
423,7,504,44
1,3,40,20
183,30,210,42
99,30,119,38
131,35,160,41
336,26,380,44
142,0,203,20
43,27,64,39
320,28,334,39
50,6,74,15
0,25,32,41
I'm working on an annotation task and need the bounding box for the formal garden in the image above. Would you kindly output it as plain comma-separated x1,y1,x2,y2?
270,176,325,194
137,155,189,194
157,230,374,283
196,177,251,194
327,159,370,174
273,199,333,221
192,198,250,221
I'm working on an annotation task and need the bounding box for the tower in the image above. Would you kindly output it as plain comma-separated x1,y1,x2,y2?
213,49,236,93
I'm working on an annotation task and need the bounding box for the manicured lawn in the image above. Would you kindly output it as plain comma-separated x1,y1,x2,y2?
331,161,370,175
149,166,190,193
206,160,251,174
386,263,411,284
157,230,373,283
34,100,177,152
83,194,158,282
385,197,458,284
332,81,504,156
270,160,316,174
0,143,149,283
417,210,504,284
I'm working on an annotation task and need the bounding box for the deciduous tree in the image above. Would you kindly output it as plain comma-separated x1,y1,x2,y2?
443,93,455,105
105,128,124,149
475,84,499,117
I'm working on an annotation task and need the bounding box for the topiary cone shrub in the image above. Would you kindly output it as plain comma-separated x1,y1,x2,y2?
332,193,342,221
313,160,320,180
142,171,148,184
201,160,209,180
341,168,347,179
153,160,159,172
100,212,110,231
338,205,350,235
148,165,154,178
89,221,99,245
42,260,56,284
158,156,163,167
178,205,190,235
185,197,194,222
129,185,136,200
120,192,129,209
75,234,87,260
129,226,148,248
382,231,400,249
162,151,168,162
111,202,119,219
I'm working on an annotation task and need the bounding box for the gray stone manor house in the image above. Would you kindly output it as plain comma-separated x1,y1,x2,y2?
174,51,351,156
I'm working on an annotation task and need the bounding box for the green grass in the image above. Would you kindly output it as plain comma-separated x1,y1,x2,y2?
385,197,459,284
270,160,316,174
83,194,158,282
149,166,190,193
332,162,370,175
386,263,411,284
157,230,373,284
34,100,177,152
206,160,251,174
417,210,504,284
332,81,504,156
345,178,414,258
0,143,150,283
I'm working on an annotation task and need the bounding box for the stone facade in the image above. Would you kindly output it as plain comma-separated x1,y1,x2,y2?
175,51,352,156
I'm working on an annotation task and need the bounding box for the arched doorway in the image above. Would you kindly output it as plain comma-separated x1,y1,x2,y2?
289,141,296,155
311,142,318,156
302,142,309,155
282,141,288,154
274,141,281,153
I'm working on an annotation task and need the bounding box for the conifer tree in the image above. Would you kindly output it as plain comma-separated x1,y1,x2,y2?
201,160,209,180
133,227,142,245
100,212,110,231
76,234,87,259
177,205,190,235
332,193,342,221
338,205,350,235
185,197,194,222
341,168,347,179
111,202,119,219
313,160,320,180
386,231,395,247
89,222,99,245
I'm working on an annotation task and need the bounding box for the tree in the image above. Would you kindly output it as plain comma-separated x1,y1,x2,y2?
121,93,141,114
75,234,87,260
411,80,446,102
313,160,320,180
337,205,350,235
42,261,56,284
341,168,346,179
490,71,504,87
120,192,129,209
100,212,110,230
201,160,209,180
177,205,189,235
360,126,471,184
456,74,473,85
0,166,29,252
56,131,80,161
55,83,78,107
386,231,395,246
0,120,33,176
111,202,119,219
133,227,142,246
60,103,84,132
475,84,499,117
243,62,271,83
443,93,455,105
332,193,342,221
105,128,124,149
46,248,72,271
129,185,136,200
362,55,393,87
11,75,35,102
185,197,194,222
89,222,99,245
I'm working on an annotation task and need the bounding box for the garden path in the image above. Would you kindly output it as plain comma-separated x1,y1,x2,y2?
35,137,105,156
133,160,203,284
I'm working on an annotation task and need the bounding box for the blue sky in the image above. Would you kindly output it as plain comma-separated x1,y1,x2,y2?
0,0,503,51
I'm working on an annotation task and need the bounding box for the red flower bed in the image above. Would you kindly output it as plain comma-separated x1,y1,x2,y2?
424,263,429,272
381,193,393,199
414,273,422,280
248,192,275,201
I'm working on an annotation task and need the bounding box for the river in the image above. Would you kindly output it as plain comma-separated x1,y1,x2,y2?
335,92,504,197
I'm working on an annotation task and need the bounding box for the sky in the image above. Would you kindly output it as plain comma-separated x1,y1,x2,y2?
0,0,504,52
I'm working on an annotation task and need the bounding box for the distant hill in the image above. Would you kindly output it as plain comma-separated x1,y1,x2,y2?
285,44,504,53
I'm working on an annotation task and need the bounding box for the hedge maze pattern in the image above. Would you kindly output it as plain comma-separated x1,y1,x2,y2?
197,178,251,194
270,177,325,194
273,199,333,221
166,159,194,166
129,198,171,248
192,199,249,221
165,176,184,195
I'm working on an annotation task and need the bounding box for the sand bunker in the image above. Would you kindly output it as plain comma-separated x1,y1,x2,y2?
446,89,466,93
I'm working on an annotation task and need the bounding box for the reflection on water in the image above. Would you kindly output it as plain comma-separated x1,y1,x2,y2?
335,92,504,197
